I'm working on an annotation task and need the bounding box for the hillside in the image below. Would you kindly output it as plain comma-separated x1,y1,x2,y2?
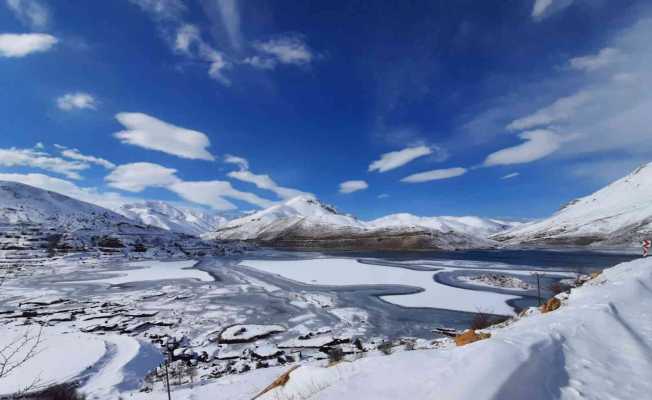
493,162,652,248
0,181,227,256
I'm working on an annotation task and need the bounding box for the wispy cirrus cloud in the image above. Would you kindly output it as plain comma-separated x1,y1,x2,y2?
506,91,592,131
56,145,115,169
5,0,50,30
501,172,521,180
114,112,216,161
174,24,231,85
531,0,575,21
369,146,433,173
401,167,466,183
246,34,317,70
569,48,619,72
215,0,242,50
128,0,186,21
0,33,56,57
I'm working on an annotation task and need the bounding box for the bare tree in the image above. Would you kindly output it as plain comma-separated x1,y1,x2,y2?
0,327,43,393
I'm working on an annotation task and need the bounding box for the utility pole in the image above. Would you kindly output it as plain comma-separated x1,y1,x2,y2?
535,273,542,306
165,346,173,400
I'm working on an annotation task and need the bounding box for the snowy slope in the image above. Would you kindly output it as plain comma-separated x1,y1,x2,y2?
0,180,141,232
493,162,652,247
0,181,226,255
209,196,516,250
118,201,227,236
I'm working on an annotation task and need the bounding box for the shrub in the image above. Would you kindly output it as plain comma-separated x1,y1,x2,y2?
470,312,495,330
327,347,344,364
18,383,86,400
377,341,393,355
549,281,569,294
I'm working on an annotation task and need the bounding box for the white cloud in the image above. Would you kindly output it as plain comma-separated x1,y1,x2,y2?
369,146,433,173
128,0,185,20
484,130,560,166
174,24,231,85
170,180,275,210
0,33,56,57
497,17,652,163
339,180,368,194
570,48,619,72
58,147,115,169
5,0,49,29
228,169,312,200
532,0,575,20
216,0,242,49
378,193,390,199
0,172,139,210
0,147,88,179
401,167,467,183
105,162,180,192
507,91,591,131
103,161,276,210
224,154,312,200
501,172,520,180
250,35,315,69
224,154,249,170
243,55,276,70
56,92,97,111
114,112,215,161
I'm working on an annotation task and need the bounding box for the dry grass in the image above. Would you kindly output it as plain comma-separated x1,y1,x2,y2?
252,365,300,400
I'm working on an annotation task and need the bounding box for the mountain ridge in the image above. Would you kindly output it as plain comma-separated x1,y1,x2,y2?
492,162,652,247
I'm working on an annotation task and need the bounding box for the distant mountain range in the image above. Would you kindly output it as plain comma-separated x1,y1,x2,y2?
118,201,228,237
1,162,650,253
206,196,520,250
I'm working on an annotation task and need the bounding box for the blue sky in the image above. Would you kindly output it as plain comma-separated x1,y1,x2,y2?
1,0,651,220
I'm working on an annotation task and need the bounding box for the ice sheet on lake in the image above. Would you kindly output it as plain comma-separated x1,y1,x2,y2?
66,260,213,285
240,258,518,315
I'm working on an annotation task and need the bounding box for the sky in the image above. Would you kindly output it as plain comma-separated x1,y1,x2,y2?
1,0,651,220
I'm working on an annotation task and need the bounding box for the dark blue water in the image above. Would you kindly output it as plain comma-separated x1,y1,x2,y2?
327,249,638,272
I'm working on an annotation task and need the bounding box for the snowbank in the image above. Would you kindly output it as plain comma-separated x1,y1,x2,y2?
0,326,106,395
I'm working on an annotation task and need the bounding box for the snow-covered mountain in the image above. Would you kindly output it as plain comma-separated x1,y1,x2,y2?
0,180,141,231
118,201,227,236
208,196,518,250
492,162,652,247
368,214,520,238
0,181,230,256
